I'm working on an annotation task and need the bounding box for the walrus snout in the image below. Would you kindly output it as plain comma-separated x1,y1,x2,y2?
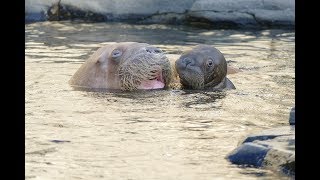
175,57,196,72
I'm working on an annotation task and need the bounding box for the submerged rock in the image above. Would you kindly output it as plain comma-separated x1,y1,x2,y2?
227,126,295,176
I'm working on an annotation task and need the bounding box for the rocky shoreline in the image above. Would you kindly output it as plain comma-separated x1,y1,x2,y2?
26,0,294,28
227,107,295,177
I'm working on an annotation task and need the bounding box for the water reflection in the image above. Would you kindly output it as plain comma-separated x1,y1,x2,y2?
180,90,226,109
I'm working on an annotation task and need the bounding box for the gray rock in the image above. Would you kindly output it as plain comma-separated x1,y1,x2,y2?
227,142,270,166
187,11,257,26
25,0,295,27
253,9,295,26
242,126,294,143
190,0,265,12
61,0,195,16
289,107,295,125
25,0,56,22
46,1,107,21
188,0,294,27
26,0,195,23
227,126,295,176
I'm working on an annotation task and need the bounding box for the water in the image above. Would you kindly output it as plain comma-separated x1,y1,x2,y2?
25,22,294,180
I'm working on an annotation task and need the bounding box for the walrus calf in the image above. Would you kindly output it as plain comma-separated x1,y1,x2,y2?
69,42,172,90
175,45,235,90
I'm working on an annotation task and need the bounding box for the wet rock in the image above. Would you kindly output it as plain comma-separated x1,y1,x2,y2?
227,126,295,176
187,11,258,27
139,13,187,24
47,1,106,22
228,142,270,166
25,0,54,22
25,0,294,27
188,0,294,28
289,107,295,125
61,0,194,16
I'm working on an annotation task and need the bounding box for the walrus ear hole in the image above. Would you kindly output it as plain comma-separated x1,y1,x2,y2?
111,49,123,59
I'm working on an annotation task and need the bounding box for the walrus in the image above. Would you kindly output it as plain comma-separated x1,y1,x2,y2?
69,42,172,91
175,45,236,90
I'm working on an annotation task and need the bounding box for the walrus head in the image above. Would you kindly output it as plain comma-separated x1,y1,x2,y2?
175,45,235,90
69,42,172,91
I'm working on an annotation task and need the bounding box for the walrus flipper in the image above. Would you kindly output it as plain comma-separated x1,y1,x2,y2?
225,77,236,89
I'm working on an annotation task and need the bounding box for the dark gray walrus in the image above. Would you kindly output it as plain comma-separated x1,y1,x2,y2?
175,45,235,90
69,42,172,91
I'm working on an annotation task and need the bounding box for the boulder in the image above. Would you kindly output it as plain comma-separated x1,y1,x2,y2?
188,0,295,27
227,126,295,176
25,0,55,22
25,0,295,27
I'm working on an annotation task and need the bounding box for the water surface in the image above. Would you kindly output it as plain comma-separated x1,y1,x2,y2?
25,22,294,179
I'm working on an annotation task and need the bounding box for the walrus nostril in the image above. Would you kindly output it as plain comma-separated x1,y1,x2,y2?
154,49,162,53
146,47,163,54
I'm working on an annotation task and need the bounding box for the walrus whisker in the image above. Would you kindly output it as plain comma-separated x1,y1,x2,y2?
117,51,171,90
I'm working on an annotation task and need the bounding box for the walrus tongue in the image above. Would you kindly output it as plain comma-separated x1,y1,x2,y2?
138,80,165,89
138,73,165,90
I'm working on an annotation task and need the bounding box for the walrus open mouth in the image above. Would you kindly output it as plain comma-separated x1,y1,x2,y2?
117,46,172,91
137,70,165,89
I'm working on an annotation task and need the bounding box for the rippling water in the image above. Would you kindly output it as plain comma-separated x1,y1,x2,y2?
25,22,294,179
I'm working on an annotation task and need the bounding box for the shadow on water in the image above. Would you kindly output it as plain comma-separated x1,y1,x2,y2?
71,86,172,99
179,90,226,109
71,86,226,107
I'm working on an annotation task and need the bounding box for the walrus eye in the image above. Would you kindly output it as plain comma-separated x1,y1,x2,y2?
207,59,214,67
111,49,122,58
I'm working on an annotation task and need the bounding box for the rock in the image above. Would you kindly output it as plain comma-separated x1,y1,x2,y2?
139,13,187,24
25,0,55,22
253,9,295,26
25,0,295,27
227,126,295,176
188,0,295,27
289,107,295,125
242,126,294,143
61,0,194,16
187,11,258,27
47,1,106,22
228,142,270,166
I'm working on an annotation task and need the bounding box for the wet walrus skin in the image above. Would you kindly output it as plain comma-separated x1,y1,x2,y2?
69,42,172,91
175,45,236,90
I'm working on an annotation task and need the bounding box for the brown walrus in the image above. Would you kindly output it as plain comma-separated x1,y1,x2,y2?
175,45,236,90
69,42,172,90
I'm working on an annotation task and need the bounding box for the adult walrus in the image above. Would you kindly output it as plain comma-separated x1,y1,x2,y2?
69,42,172,90
175,45,236,90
